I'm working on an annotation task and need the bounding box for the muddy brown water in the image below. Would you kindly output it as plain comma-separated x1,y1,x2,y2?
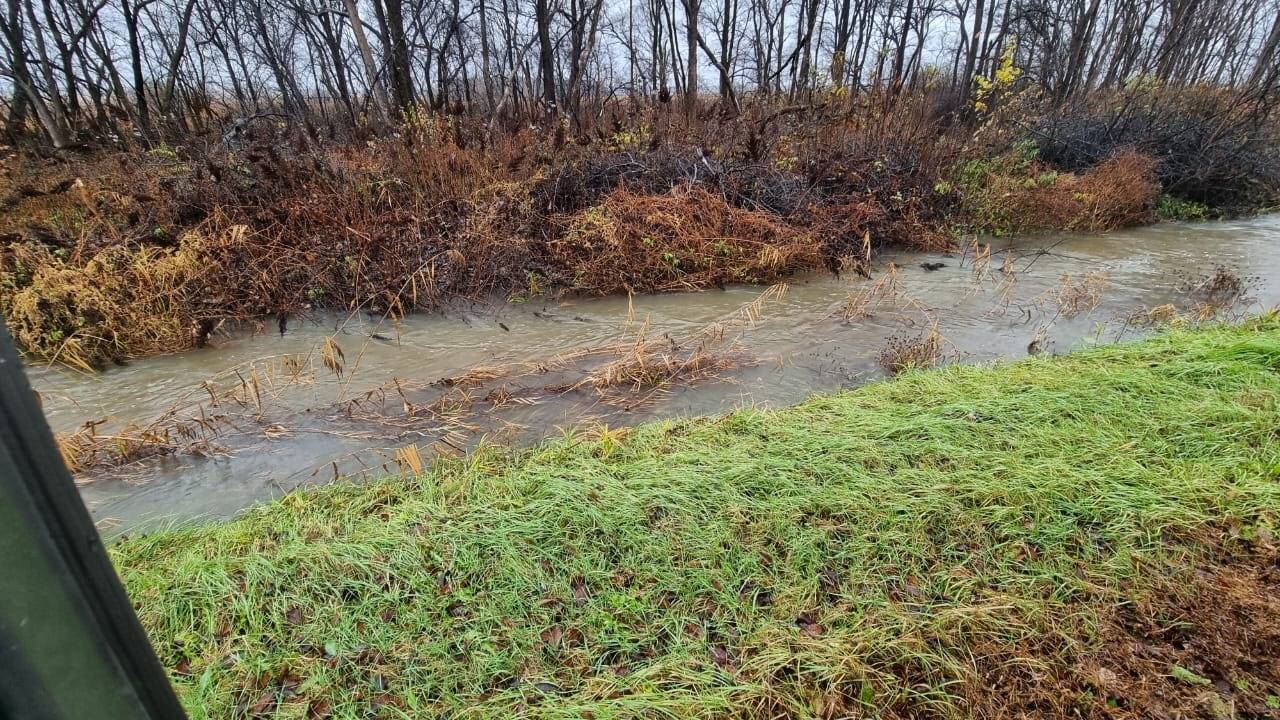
25,216,1280,534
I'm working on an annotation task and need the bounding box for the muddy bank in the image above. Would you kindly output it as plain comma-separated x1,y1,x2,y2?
25,215,1280,533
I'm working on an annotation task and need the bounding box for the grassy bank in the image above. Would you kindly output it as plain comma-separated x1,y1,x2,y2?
113,318,1280,719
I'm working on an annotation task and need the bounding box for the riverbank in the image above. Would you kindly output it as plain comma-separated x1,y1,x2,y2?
6,88,1278,369
112,317,1280,718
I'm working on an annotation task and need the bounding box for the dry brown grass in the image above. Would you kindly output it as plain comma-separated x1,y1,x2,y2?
966,150,1159,234
1051,270,1109,318
552,187,823,294
0,103,1185,370
839,263,905,319
569,330,741,393
876,324,944,373
62,285,789,481
54,349,331,474
3,238,210,370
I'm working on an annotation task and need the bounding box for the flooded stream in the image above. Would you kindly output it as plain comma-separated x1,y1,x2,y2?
27,216,1280,533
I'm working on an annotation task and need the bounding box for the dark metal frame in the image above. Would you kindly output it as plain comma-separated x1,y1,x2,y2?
0,320,186,720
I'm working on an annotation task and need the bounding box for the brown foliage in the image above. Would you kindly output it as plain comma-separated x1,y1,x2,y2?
551,187,824,294
970,542,1280,719
0,98,1197,369
978,150,1159,233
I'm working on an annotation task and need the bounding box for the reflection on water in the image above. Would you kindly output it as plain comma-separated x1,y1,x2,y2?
26,216,1280,533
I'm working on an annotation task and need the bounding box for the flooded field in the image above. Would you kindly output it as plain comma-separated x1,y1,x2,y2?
27,216,1280,533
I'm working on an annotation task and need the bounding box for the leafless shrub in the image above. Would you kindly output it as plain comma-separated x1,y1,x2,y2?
877,324,943,374
1181,265,1256,309
1052,271,1108,318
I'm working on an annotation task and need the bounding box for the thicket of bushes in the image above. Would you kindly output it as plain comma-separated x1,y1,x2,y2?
1032,87,1280,212
1,85,1277,368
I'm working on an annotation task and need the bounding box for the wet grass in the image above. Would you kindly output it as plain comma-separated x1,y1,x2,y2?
112,317,1280,718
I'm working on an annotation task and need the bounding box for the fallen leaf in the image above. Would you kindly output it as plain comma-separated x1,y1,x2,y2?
248,690,276,717
800,623,826,638
541,626,564,647
307,699,332,719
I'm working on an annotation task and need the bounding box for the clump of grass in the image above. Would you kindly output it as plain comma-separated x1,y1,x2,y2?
839,263,904,319
2,238,212,370
876,324,943,373
952,148,1159,235
1052,270,1108,318
113,316,1280,718
1182,264,1255,310
553,186,823,294
573,336,738,392
1126,302,1179,327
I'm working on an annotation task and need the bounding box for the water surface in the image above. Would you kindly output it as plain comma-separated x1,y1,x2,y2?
28,216,1280,532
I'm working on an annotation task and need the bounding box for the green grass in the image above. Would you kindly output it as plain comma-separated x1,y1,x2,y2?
113,318,1280,719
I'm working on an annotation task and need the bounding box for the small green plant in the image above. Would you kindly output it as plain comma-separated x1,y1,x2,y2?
525,271,545,296
1170,665,1211,686
1156,194,1211,221
146,144,179,161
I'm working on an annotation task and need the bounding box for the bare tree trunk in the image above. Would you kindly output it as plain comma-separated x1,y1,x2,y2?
342,0,391,123
682,0,699,115
377,0,415,113
479,0,495,108
156,0,197,121
534,0,557,112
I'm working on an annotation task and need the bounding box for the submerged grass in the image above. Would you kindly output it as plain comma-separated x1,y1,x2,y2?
112,318,1280,718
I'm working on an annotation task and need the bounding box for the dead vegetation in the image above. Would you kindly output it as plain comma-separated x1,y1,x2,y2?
53,344,337,473
552,187,821,294
972,542,1280,719
3,90,1236,369
61,286,787,481
876,324,944,373
954,149,1161,235
1052,270,1109,318
1182,265,1257,311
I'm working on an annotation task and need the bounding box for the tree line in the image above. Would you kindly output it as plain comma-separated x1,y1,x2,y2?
2,0,1279,148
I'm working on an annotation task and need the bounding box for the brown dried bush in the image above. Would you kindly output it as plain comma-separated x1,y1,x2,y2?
968,150,1158,234
2,239,209,369
0,138,558,367
0,97,1200,369
551,187,824,294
